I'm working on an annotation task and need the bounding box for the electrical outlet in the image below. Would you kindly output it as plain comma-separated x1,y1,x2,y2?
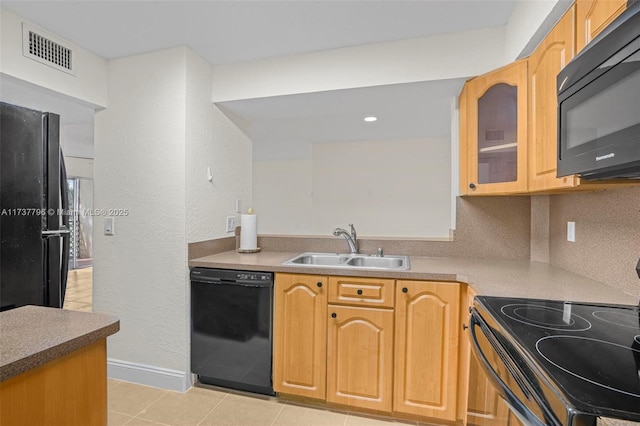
567,221,575,242
226,216,236,233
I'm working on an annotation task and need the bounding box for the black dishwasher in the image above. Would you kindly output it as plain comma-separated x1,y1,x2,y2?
190,267,274,395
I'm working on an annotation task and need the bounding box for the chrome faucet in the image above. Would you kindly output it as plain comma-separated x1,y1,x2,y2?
333,224,358,254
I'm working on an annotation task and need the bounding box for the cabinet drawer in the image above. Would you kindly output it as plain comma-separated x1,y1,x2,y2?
328,276,394,308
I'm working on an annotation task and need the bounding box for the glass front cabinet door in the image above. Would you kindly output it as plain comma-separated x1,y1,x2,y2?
460,59,528,195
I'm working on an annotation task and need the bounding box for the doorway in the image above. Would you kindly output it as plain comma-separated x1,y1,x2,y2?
63,177,93,312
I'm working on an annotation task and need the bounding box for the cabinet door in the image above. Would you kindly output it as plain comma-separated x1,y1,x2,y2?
463,60,528,195
273,273,327,399
326,305,394,412
394,280,461,420
576,0,627,53
461,288,510,426
466,352,511,426
528,6,579,192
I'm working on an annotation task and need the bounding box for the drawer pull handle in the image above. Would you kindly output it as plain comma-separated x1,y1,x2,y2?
331,313,337,318
462,324,469,330
402,287,408,293
357,289,363,295
317,282,323,288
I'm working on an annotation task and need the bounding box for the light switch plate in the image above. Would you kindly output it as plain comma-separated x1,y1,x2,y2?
104,217,115,236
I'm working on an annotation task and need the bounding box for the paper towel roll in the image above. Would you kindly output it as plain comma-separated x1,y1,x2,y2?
240,213,257,250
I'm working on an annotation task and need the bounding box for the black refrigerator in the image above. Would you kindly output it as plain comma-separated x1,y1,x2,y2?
0,102,70,311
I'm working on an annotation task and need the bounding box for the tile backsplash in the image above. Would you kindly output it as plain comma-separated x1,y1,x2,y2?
536,186,640,298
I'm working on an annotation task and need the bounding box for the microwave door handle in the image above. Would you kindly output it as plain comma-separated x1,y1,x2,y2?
469,313,547,426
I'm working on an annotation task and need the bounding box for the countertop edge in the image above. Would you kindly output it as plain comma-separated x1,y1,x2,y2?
188,251,638,305
1,315,120,382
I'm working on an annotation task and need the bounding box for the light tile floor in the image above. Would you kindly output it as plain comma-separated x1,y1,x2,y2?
108,380,439,426
63,267,92,312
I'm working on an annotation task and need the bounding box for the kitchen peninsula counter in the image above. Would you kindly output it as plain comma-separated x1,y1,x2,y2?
189,251,637,305
0,305,119,381
0,305,119,426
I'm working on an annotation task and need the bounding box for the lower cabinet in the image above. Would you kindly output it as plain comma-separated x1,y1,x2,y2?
273,273,327,399
273,273,462,423
394,280,461,421
466,353,511,426
326,305,394,412
462,288,521,426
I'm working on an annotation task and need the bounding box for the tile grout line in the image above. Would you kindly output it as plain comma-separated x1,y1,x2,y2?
127,388,169,424
195,391,231,426
268,402,286,426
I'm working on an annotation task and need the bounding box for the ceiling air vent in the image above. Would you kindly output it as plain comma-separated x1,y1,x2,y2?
22,23,75,75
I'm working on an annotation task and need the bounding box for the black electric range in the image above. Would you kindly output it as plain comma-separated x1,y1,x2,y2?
471,296,640,426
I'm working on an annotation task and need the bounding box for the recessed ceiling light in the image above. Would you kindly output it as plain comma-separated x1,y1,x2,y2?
364,116,378,122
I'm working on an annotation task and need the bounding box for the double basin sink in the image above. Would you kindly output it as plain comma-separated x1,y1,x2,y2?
282,252,410,271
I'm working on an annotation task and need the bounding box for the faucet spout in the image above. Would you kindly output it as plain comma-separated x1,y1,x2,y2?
333,224,358,254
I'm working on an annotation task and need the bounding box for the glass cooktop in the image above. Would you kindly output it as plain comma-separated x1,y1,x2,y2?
475,296,640,422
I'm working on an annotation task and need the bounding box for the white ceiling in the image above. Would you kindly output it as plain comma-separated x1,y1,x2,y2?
1,1,517,66
0,1,521,156
220,78,466,159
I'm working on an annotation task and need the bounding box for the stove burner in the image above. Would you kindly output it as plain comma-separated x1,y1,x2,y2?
501,304,592,331
537,335,640,398
593,310,640,329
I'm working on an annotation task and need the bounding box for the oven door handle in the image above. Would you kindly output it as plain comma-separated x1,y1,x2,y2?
469,311,548,426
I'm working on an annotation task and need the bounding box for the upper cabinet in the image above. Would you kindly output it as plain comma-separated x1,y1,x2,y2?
460,60,528,195
460,0,632,196
528,6,578,192
576,0,627,53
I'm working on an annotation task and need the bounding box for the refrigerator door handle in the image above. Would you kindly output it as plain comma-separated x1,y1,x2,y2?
42,229,71,236
59,153,70,306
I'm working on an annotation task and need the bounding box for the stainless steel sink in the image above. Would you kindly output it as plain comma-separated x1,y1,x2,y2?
282,252,410,270
287,253,350,266
346,256,405,268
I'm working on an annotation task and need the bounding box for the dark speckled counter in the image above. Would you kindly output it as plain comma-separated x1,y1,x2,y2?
0,305,119,381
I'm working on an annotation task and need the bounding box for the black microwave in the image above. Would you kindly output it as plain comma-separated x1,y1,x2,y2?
557,1,640,180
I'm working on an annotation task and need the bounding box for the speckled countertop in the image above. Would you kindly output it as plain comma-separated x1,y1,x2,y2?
189,251,639,305
0,305,119,382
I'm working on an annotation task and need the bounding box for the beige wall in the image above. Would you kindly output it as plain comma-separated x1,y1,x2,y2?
532,187,640,299
258,195,532,260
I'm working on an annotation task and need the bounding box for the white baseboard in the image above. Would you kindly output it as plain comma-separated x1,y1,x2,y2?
107,358,191,393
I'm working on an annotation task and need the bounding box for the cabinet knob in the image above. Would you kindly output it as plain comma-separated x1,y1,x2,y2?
317,282,323,288
462,324,469,330
469,183,476,189
402,287,408,293
357,289,363,295
331,313,337,318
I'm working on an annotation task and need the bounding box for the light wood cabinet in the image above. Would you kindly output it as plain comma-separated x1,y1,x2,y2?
460,59,529,195
528,6,579,192
576,0,627,53
394,280,461,421
0,339,107,426
273,273,327,399
275,274,463,422
328,276,394,308
326,305,394,412
459,287,511,426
